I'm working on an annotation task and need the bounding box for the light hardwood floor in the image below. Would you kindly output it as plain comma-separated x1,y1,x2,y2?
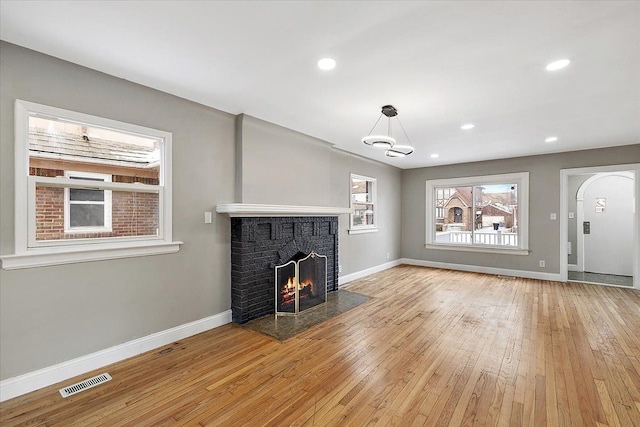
2,265,639,426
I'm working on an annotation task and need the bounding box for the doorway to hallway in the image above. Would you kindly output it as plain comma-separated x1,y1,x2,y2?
560,164,639,289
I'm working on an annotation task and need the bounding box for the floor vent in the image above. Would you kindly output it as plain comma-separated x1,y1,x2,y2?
59,373,112,398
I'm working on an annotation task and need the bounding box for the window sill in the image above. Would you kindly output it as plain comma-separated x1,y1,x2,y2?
348,228,379,235
424,243,529,256
0,240,183,270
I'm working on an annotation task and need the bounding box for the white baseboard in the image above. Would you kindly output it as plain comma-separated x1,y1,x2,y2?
568,263,580,272
339,259,402,285
0,310,232,402
401,258,562,282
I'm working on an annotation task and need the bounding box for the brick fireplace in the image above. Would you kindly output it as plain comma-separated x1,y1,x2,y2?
217,204,352,324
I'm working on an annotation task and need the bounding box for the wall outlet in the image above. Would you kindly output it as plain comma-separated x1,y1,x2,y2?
569,212,575,219
386,252,390,259
539,260,546,268
338,264,343,273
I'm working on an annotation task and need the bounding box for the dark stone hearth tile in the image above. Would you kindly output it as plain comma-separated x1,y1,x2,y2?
241,290,370,341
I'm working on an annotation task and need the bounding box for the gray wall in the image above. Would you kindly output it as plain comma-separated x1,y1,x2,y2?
0,42,402,380
236,114,403,275
330,149,402,274
237,114,332,206
401,145,640,274
0,42,237,380
567,174,592,265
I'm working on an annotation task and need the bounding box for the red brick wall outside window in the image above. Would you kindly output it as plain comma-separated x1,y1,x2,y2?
32,167,159,241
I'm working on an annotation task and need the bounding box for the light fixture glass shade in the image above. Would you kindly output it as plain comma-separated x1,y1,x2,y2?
385,150,405,158
362,135,395,148
385,144,414,157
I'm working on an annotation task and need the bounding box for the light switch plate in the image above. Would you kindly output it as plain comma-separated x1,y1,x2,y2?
550,213,557,220
204,212,212,224
568,212,575,219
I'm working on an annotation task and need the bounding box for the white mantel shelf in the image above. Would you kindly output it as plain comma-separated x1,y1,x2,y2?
216,204,353,217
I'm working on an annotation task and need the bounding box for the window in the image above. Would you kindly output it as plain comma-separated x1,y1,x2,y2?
65,171,112,233
425,172,529,254
1,100,181,270
349,173,378,234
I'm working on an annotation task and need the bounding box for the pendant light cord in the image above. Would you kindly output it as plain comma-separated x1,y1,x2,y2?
396,117,413,147
366,113,384,136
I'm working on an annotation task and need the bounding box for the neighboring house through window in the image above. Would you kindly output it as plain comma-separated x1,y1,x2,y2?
435,187,454,220
425,172,529,254
349,173,378,234
0,100,181,270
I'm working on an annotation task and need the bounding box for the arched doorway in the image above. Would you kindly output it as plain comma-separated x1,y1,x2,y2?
577,172,634,277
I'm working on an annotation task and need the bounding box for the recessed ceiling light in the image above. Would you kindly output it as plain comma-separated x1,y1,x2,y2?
545,136,558,143
461,123,475,130
430,153,440,158
546,59,570,71
317,58,336,71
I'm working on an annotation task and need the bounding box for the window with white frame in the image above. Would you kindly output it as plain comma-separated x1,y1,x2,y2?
425,172,529,254
64,171,112,233
0,100,181,270
349,173,378,234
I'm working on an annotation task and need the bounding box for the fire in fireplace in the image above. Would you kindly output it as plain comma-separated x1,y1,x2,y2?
275,251,327,315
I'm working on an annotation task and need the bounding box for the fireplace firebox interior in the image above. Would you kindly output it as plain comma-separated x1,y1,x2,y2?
276,251,327,315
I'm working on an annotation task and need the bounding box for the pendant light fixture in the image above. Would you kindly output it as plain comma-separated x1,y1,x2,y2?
362,105,414,157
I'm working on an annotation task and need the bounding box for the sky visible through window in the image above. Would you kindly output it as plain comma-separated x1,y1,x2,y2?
481,184,514,194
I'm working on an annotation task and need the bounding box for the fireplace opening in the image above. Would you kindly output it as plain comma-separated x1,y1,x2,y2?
275,251,327,315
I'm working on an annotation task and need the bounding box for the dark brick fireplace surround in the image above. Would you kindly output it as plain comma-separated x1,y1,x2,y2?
230,216,339,323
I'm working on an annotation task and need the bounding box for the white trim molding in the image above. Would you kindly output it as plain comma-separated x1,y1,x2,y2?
216,203,353,217
348,228,379,235
1,240,183,270
424,244,529,256
401,258,562,282
568,263,580,272
339,259,402,285
0,310,232,402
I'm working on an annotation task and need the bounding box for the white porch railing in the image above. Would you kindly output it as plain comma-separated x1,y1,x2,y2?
436,230,518,247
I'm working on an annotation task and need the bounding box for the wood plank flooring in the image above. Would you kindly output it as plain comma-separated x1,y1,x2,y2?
1,265,639,426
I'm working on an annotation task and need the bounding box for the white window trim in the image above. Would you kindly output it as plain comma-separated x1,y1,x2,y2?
1,100,182,270
425,172,529,255
64,170,113,234
349,173,379,234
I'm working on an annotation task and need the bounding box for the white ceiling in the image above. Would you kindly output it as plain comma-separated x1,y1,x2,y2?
1,1,639,169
